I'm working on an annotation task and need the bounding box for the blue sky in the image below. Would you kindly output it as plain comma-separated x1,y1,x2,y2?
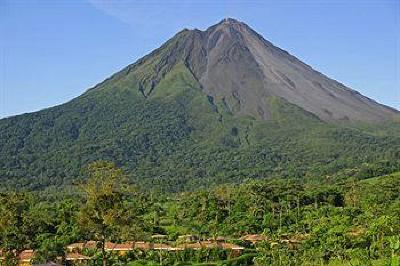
1,0,399,118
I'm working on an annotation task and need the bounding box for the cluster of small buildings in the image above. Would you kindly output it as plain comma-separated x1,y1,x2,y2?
0,250,36,266
242,233,309,248
0,233,307,265
0,235,246,265
66,238,245,257
0,250,91,266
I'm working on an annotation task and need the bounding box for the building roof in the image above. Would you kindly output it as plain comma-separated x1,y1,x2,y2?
176,242,202,250
33,262,63,266
178,234,196,238
167,247,185,251
19,250,35,261
105,242,135,251
133,242,152,250
67,241,98,250
176,241,244,250
66,242,84,250
200,241,219,249
65,253,91,261
177,234,198,239
153,243,171,250
220,243,245,250
104,242,115,250
240,234,268,242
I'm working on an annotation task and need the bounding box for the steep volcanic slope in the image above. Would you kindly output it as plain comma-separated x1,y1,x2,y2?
0,18,399,191
104,18,397,122
196,18,398,122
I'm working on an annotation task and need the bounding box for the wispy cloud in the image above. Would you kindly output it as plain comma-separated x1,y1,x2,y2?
86,0,202,30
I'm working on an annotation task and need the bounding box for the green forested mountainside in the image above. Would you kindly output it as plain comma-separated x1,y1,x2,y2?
1,163,399,265
1,61,400,191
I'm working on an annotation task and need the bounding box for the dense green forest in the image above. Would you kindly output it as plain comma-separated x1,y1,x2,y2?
1,161,399,265
1,72,399,192
1,52,399,192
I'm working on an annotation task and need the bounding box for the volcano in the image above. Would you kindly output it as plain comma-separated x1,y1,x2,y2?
111,17,397,122
1,18,399,191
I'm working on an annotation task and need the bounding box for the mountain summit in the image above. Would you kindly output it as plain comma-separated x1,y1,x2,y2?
94,18,397,122
1,18,399,191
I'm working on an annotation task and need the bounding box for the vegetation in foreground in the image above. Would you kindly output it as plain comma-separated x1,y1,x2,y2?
0,161,399,265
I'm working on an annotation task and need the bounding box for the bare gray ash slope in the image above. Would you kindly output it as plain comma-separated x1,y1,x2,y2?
105,18,397,122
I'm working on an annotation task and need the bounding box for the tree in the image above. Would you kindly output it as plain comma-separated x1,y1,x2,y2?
34,199,81,264
77,161,137,266
33,234,66,264
0,192,33,265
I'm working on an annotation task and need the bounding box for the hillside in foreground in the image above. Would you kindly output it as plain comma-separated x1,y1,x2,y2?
1,166,399,265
